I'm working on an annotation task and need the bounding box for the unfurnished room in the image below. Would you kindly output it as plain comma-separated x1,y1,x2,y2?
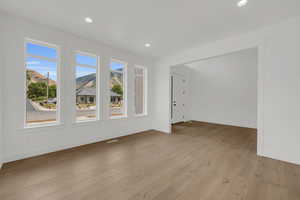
0,1,300,200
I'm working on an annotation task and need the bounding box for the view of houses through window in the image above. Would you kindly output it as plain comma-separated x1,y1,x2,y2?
75,53,98,121
25,39,145,127
110,60,126,117
25,41,59,125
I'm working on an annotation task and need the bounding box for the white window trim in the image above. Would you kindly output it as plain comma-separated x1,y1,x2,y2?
134,65,148,117
74,51,100,123
109,58,128,119
24,121,62,129
24,38,61,128
26,54,57,63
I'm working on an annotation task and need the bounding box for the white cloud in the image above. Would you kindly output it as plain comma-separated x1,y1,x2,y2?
26,61,41,65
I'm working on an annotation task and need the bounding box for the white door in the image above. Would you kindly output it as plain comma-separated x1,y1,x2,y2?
171,73,186,124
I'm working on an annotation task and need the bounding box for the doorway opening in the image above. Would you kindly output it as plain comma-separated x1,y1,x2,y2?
170,47,259,135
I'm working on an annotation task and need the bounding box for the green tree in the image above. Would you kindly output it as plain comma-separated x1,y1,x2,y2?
26,70,31,83
111,84,123,96
27,82,47,99
49,85,57,98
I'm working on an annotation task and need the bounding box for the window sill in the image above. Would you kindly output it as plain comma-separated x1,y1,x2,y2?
109,115,128,120
24,122,62,129
72,119,101,127
134,114,148,118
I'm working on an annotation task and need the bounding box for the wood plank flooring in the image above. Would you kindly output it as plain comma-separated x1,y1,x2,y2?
0,121,300,200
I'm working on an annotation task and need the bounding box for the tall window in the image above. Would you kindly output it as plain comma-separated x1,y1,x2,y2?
110,59,127,118
75,52,98,122
25,40,59,126
134,66,147,116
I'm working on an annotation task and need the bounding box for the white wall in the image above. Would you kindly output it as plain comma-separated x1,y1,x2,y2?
0,12,154,162
153,16,300,165
187,48,258,128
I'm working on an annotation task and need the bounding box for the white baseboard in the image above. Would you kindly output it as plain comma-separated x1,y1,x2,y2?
259,152,300,166
4,128,152,163
190,119,257,129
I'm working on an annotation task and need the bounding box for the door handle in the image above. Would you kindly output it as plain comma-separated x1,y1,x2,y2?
173,101,176,106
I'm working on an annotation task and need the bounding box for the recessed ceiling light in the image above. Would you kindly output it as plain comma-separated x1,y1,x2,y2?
145,43,151,47
237,0,248,7
85,17,93,23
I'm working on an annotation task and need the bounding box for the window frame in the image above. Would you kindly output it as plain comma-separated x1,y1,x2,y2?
134,65,148,117
109,58,128,119
74,51,100,123
24,38,61,128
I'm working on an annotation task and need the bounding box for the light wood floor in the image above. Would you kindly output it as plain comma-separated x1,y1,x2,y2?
1,121,300,200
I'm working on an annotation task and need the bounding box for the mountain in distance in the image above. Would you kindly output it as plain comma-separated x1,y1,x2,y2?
76,73,96,89
27,69,56,85
27,69,122,89
110,71,122,87
76,71,122,90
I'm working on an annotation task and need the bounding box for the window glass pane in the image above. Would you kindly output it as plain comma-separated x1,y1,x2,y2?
26,42,57,59
135,77,144,114
110,61,125,117
110,61,124,71
76,53,97,67
26,57,57,124
134,68,145,115
76,66,97,121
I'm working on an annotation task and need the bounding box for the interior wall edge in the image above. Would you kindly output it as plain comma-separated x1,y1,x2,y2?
0,16,4,169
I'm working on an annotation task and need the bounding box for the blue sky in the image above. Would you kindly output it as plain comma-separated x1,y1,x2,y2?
110,61,124,71
26,57,58,80
27,42,57,59
26,42,124,80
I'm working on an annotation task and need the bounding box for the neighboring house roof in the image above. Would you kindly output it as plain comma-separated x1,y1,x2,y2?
76,88,96,96
110,91,121,97
76,88,121,97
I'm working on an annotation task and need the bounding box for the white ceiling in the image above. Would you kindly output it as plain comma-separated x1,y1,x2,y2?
0,0,299,59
